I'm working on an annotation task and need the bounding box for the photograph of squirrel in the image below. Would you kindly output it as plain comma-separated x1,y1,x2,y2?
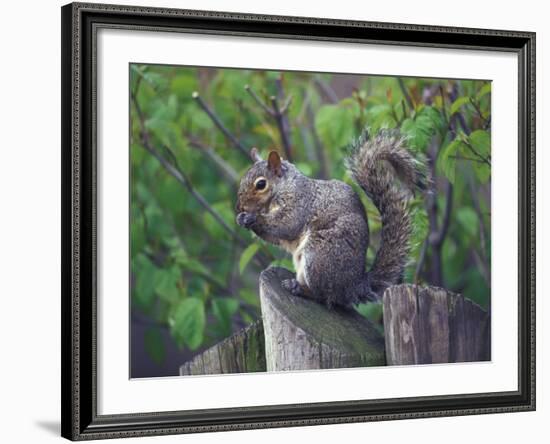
236,129,428,308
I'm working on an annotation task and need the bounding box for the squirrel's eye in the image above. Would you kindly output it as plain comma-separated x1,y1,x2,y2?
254,178,267,191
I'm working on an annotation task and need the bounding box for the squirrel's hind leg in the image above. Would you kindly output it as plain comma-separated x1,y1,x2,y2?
281,278,336,309
345,275,379,304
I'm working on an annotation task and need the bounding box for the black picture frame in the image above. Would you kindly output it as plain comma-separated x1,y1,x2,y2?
61,2,536,440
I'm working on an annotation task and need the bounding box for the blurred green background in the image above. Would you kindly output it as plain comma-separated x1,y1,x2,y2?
129,64,491,377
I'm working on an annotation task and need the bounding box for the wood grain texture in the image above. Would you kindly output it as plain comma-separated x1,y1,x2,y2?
259,267,385,371
383,284,490,365
180,320,266,375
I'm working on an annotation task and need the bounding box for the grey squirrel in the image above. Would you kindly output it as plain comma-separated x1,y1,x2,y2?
235,129,428,308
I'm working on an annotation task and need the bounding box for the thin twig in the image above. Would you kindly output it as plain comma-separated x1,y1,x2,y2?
185,134,240,184
449,155,487,164
244,80,293,161
398,77,414,110
192,92,250,159
401,100,407,120
244,84,274,116
469,97,490,126
462,140,491,166
280,95,293,114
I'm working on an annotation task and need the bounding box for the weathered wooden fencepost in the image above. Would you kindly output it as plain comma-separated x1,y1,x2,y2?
259,267,385,371
179,270,490,374
180,320,266,375
383,284,490,365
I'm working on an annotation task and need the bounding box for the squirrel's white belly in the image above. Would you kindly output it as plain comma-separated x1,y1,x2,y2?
280,231,310,289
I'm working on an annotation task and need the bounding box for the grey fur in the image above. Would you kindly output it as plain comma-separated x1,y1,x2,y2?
235,129,426,308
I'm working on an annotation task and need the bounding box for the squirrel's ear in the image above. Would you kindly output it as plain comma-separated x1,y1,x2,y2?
250,147,262,163
267,151,283,177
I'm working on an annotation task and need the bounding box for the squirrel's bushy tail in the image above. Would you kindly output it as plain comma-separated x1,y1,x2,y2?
346,129,428,299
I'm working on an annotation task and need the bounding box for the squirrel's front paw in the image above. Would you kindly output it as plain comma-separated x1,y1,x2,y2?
236,212,257,229
281,278,305,297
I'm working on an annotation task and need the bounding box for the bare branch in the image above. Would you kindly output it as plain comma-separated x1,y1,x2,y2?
431,181,453,247
439,85,449,126
132,93,245,247
192,92,250,159
472,250,490,286
273,76,294,161
269,95,292,160
244,79,293,161
413,238,429,284
424,138,453,287
314,77,338,104
454,109,471,136
468,178,490,285
305,99,329,179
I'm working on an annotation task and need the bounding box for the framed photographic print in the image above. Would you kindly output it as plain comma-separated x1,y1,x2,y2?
61,2,535,440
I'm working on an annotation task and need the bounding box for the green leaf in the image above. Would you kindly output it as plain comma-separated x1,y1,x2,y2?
450,97,470,116
144,327,165,365
400,107,442,153
436,139,464,184
473,160,491,183
180,257,209,276
418,106,445,133
462,269,489,309
131,65,168,91
130,209,146,258
456,206,478,239
211,298,239,336
170,297,205,350
132,254,157,308
239,243,260,274
468,130,491,159
366,104,396,133
467,130,491,183
173,248,226,288
154,266,181,303
202,201,234,239
476,83,492,101
315,104,355,148
171,73,198,98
